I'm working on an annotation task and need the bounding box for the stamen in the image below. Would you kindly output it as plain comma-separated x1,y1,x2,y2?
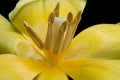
44,13,55,50
54,2,59,17
22,33,45,60
63,11,81,50
75,11,81,22
62,12,73,50
24,21,43,49
71,11,81,38
54,21,67,53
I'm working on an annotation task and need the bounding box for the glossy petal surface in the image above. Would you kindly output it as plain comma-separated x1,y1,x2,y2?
35,67,68,80
0,15,16,31
0,54,48,80
0,30,42,60
65,24,120,59
60,58,120,80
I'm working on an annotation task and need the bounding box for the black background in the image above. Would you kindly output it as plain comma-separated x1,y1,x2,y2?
0,0,120,35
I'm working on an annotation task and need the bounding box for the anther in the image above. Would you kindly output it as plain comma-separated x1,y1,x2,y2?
24,21,44,49
75,11,81,22
48,12,55,25
67,12,73,23
54,2,59,17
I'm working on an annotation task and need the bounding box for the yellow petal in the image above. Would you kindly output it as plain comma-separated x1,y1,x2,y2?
64,24,120,59
0,54,48,80
66,0,86,13
116,22,120,25
9,0,35,20
60,58,120,80
0,30,42,60
35,67,68,80
0,15,16,31
9,0,86,43
45,0,86,18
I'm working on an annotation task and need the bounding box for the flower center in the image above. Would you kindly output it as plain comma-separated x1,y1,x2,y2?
24,3,81,65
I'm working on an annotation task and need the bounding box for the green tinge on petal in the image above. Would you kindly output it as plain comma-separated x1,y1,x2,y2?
65,24,120,59
45,0,86,18
116,22,120,25
9,0,47,42
60,58,120,80
0,15,16,31
0,30,41,60
9,0,35,21
9,0,87,42
0,54,48,80
35,67,68,80
67,0,87,12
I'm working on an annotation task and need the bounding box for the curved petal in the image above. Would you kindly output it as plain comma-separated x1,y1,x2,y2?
0,30,42,60
66,0,87,13
9,0,35,20
60,58,120,80
9,0,86,42
0,15,16,31
116,22,120,25
9,0,47,42
64,24,120,59
45,0,86,17
0,54,48,80
35,67,68,80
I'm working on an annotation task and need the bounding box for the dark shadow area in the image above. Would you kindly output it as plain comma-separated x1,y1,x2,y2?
0,0,18,19
76,0,120,35
68,75,73,80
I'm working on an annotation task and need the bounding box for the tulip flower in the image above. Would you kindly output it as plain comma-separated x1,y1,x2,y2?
0,0,120,80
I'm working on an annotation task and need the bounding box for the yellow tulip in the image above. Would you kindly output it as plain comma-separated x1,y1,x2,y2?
0,0,120,80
